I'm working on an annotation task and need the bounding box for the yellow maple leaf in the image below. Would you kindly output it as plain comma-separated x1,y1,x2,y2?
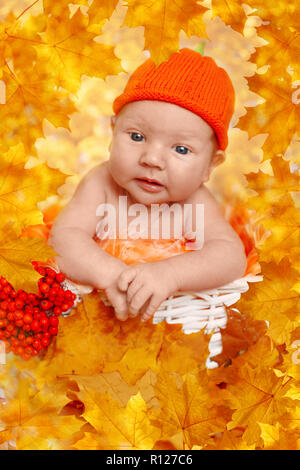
0,14,77,154
251,22,300,81
154,325,210,375
0,3,123,155
227,365,294,445
0,220,55,292
238,70,300,158
279,404,300,435
0,428,13,445
64,373,138,408
104,322,210,383
256,194,300,264
0,143,68,234
0,375,84,450
205,429,256,450
74,390,160,449
36,7,122,93
0,1,43,22
150,370,228,449
87,0,120,35
278,328,300,382
40,293,121,377
0,64,76,149
123,0,208,64
237,257,300,345
209,336,281,405
245,156,300,214
258,422,280,449
40,291,169,381
43,0,89,18
245,0,299,30
211,0,248,34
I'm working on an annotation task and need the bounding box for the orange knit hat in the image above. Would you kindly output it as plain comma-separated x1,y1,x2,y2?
113,48,235,150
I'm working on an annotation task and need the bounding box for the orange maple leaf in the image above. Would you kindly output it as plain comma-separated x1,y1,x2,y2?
237,257,300,345
238,70,300,158
122,0,208,64
227,365,294,445
73,389,160,449
0,374,83,450
256,194,300,264
251,22,300,81
211,0,248,34
150,370,229,449
245,156,300,214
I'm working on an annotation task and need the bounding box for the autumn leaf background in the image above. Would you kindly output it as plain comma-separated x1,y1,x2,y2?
0,0,300,450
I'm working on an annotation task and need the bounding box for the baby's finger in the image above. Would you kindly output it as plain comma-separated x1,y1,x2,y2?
113,296,129,322
117,267,137,292
129,287,151,317
128,297,149,318
114,305,129,321
141,295,161,322
127,279,143,304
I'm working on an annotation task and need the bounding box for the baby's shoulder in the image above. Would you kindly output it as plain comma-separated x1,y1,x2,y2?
188,185,240,243
187,184,223,216
79,161,111,197
85,160,109,184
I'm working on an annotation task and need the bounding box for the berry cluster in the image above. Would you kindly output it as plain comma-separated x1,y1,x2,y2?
0,262,77,360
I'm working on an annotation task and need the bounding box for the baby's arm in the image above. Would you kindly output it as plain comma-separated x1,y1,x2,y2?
161,188,247,292
48,164,126,292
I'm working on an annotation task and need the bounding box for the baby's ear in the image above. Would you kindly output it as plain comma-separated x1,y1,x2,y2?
204,150,225,182
211,149,225,168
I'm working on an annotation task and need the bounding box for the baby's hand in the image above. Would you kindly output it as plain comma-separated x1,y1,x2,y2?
117,261,179,322
104,281,130,322
102,263,131,322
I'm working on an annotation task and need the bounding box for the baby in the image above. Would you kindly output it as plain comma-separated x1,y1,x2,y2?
49,48,247,322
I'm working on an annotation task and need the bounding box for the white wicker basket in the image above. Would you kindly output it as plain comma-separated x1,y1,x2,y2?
61,272,263,369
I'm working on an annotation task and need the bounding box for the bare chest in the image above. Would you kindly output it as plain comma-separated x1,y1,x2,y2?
95,190,206,246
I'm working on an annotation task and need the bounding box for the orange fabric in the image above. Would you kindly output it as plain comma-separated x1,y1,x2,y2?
94,238,191,265
113,48,235,150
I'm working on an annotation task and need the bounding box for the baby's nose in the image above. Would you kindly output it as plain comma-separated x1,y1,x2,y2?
139,145,165,169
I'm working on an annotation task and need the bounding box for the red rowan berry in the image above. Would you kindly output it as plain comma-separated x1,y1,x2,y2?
61,303,71,312
37,267,46,276
49,326,58,336
41,338,50,348
53,307,62,316
15,299,24,309
0,309,6,319
49,316,59,327
40,283,50,295
31,320,41,331
23,314,33,325
32,339,41,350
56,273,66,283
8,301,16,312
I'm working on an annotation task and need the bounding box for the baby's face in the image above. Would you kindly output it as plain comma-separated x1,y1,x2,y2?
108,100,219,206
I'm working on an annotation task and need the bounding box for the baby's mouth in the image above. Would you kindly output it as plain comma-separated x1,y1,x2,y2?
136,178,163,186
135,178,165,192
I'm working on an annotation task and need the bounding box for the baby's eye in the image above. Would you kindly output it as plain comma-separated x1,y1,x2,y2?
129,132,144,142
174,145,191,155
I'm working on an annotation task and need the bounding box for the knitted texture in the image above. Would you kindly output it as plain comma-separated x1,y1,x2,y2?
113,48,235,150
